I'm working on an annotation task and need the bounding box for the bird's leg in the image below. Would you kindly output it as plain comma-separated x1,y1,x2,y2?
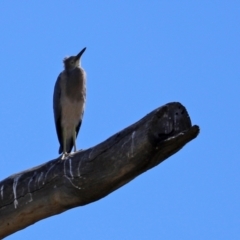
66,131,77,158
73,130,77,152
61,128,68,160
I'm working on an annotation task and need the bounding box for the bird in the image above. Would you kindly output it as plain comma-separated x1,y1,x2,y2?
53,47,86,159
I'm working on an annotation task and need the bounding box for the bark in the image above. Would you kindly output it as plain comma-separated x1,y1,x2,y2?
0,102,199,238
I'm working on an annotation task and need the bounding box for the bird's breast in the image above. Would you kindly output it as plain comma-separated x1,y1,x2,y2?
60,97,85,128
63,68,86,101
59,68,86,128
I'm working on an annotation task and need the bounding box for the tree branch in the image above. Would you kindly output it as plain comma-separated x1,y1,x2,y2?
0,102,199,238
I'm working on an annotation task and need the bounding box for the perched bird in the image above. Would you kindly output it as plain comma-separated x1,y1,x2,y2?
53,47,86,159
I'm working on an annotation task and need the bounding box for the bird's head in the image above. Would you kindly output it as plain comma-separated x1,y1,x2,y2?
63,47,86,71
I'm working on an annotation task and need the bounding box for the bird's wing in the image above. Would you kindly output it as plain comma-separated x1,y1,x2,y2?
53,74,63,152
75,68,86,138
75,111,84,137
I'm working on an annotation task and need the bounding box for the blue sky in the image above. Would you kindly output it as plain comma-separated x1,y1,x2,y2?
0,1,239,239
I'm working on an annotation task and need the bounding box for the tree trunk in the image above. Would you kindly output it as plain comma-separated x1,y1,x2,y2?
0,102,199,238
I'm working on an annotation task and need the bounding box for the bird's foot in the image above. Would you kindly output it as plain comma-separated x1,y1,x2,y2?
61,152,70,160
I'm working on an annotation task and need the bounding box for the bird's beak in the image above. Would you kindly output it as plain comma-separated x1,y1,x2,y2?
76,47,86,60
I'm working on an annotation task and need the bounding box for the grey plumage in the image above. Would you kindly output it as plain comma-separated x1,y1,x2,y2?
53,47,86,157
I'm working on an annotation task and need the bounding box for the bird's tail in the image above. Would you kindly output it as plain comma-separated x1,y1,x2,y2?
58,145,63,154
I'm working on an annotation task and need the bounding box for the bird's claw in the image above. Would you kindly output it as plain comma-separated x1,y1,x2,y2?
61,152,70,160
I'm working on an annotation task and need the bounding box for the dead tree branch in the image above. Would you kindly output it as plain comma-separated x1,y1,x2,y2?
0,102,199,238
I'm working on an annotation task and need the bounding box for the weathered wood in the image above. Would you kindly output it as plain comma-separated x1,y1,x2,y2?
0,102,199,238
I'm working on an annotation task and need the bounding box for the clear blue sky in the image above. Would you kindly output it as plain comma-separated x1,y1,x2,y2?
0,1,239,239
